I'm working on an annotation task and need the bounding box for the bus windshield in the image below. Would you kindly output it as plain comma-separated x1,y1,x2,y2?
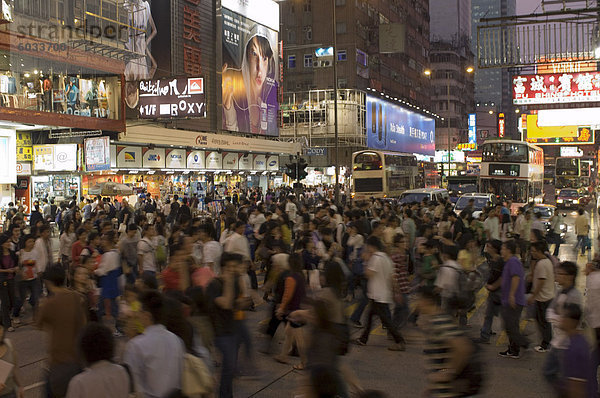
482,142,528,163
556,158,579,176
480,179,528,203
353,152,382,171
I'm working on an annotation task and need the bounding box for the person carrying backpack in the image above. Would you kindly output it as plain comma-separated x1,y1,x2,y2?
417,285,484,398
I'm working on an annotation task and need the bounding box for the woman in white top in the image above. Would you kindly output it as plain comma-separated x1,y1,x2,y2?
59,221,76,273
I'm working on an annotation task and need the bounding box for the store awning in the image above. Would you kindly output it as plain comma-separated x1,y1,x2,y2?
121,125,302,155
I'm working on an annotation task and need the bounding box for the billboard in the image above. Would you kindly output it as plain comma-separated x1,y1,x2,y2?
221,0,279,136
366,95,435,157
33,144,77,172
84,137,111,171
538,107,600,127
138,77,206,119
468,113,476,145
513,72,600,105
525,114,595,145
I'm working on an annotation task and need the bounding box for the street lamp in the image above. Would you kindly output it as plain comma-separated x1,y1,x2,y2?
424,66,473,184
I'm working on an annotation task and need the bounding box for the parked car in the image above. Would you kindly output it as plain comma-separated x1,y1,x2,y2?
398,188,450,205
454,193,498,219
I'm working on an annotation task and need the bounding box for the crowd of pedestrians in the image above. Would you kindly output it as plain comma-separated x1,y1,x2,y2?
0,190,598,397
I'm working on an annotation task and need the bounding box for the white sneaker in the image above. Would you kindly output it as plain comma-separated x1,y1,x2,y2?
533,345,548,353
12,318,20,325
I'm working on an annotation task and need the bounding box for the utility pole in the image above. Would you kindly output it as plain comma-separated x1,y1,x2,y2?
332,0,340,205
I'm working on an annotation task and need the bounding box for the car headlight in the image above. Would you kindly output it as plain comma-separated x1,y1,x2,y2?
574,199,579,204
557,199,563,203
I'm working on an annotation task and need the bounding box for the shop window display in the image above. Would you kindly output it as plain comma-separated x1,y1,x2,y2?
0,51,120,119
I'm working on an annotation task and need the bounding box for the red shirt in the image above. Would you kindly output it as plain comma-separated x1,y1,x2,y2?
71,241,85,268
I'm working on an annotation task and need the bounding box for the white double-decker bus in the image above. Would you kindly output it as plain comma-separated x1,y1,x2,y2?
480,139,544,212
351,150,418,200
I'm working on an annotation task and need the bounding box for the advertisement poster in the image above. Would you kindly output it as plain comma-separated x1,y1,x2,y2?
138,78,206,119
142,147,166,168
85,137,111,171
187,150,206,169
80,79,109,118
206,152,223,169
238,153,253,170
165,149,186,169
33,144,77,172
253,154,267,170
221,3,279,137
223,152,239,169
366,95,435,157
267,155,279,171
116,146,143,168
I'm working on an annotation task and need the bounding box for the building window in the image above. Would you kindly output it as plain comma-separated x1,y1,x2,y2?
337,50,347,61
303,0,311,12
304,26,312,41
356,49,368,67
304,54,313,68
287,30,296,44
288,55,296,68
337,78,347,88
336,22,347,34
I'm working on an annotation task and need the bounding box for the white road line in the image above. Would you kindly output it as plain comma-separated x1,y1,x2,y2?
24,381,45,391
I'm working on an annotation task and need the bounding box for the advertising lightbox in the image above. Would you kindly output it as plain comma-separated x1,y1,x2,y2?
221,0,279,137
0,129,16,184
33,144,77,172
513,72,600,105
366,95,435,157
138,78,206,119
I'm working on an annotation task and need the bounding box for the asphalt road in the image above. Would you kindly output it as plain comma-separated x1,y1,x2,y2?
14,209,597,397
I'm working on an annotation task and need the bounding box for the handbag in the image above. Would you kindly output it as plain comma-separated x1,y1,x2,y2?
182,352,214,396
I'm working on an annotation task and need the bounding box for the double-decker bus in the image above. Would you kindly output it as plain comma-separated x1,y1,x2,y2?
351,150,418,200
480,139,544,212
418,161,441,189
554,157,593,196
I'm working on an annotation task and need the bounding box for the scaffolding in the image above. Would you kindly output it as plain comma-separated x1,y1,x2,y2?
279,89,367,148
477,2,600,69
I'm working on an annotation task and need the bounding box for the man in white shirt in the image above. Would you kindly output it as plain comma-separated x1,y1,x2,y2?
528,241,555,352
285,195,298,225
199,224,223,275
435,245,461,312
224,221,251,262
123,291,185,398
355,236,406,351
531,212,546,237
137,224,157,284
483,207,500,241
33,224,53,276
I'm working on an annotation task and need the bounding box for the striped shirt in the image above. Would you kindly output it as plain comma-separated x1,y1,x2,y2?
423,313,463,397
391,251,411,297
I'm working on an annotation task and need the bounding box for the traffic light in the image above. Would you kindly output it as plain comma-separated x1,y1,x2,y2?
285,163,297,180
298,158,308,181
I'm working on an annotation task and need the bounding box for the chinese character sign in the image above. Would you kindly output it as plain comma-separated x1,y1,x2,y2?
513,72,600,105
366,95,435,157
221,5,279,137
468,113,476,145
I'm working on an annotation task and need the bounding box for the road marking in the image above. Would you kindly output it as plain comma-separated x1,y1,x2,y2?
24,381,45,391
496,319,528,346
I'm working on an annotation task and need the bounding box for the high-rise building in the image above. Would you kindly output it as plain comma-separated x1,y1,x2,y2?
471,0,516,108
430,0,471,43
429,0,475,153
279,0,435,169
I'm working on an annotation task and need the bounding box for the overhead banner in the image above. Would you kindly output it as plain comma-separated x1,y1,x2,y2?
142,147,166,168
221,1,279,137
238,153,253,170
33,144,77,172
116,146,143,168
513,72,600,105
206,152,223,169
138,77,206,119
84,136,111,171
267,155,279,171
223,152,239,169
187,150,206,169
366,95,435,156
253,154,267,170
165,149,187,169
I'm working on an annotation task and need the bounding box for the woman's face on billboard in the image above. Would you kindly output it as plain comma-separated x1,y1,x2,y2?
247,37,269,96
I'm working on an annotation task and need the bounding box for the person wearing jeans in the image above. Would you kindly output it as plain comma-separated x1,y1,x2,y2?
94,232,122,335
0,235,16,332
206,252,246,398
499,240,529,359
477,239,504,344
528,241,555,352
574,208,589,256
355,236,405,351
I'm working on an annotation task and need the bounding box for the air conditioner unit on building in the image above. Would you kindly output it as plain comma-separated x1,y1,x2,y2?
313,61,320,68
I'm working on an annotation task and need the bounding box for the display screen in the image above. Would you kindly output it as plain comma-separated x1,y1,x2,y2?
489,163,520,177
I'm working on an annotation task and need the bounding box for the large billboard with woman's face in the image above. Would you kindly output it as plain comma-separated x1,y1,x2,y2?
221,0,279,137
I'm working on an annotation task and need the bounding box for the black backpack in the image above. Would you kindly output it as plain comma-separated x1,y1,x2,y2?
441,265,482,310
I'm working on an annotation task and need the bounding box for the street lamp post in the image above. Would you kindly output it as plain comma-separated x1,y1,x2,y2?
332,0,340,206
